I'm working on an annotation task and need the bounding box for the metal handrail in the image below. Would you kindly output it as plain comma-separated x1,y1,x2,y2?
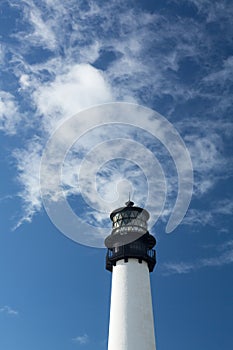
107,246,155,260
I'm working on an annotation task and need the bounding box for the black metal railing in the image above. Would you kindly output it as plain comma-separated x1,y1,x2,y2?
107,244,155,259
147,249,155,258
106,243,156,272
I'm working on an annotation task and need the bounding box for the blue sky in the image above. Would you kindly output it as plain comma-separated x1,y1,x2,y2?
0,0,233,349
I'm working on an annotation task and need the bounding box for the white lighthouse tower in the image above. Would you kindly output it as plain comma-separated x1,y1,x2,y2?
105,200,156,350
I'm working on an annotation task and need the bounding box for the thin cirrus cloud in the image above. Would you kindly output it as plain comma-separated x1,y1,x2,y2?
182,199,233,229
0,0,232,232
0,305,19,316
0,91,23,135
72,333,89,345
162,239,233,275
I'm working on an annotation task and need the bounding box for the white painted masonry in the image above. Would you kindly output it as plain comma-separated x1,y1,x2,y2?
107,258,156,350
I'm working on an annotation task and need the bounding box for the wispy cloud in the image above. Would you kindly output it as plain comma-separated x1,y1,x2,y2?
18,0,57,50
0,91,23,135
12,139,43,229
182,199,233,228
175,0,233,25
203,56,233,86
162,239,233,275
0,305,19,316
0,0,232,234
72,334,89,345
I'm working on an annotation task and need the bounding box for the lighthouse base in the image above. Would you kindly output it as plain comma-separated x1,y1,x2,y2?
107,259,156,350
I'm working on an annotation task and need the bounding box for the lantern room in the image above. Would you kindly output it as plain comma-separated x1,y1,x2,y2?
105,201,156,272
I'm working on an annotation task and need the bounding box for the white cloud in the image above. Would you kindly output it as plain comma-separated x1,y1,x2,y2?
36,103,194,245
162,239,233,275
1,0,231,234
19,74,31,89
179,119,232,197
12,63,113,227
177,0,233,24
33,63,113,133
0,91,22,135
203,56,233,85
18,0,57,50
72,334,89,345
162,261,195,275
0,44,5,65
5,0,231,112
182,209,213,227
10,0,204,104
213,199,233,216
12,103,232,233
0,305,19,316
182,199,233,228
13,139,43,228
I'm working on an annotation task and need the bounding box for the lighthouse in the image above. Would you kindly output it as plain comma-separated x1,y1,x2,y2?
105,200,156,350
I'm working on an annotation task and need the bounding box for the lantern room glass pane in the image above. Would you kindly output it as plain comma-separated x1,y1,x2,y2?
116,213,122,219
